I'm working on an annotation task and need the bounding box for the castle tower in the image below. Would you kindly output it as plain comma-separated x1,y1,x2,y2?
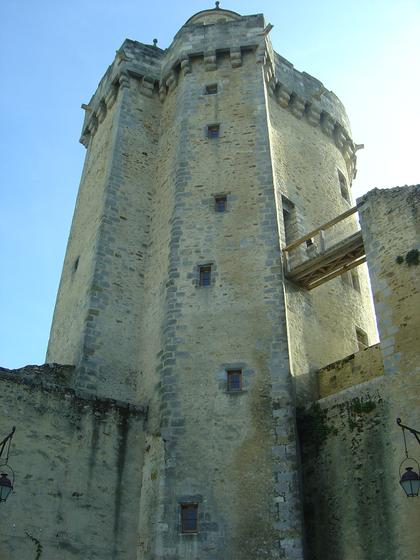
46,5,376,558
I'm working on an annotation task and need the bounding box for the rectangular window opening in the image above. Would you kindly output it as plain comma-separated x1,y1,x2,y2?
281,196,296,247
350,269,361,292
199,265,212,287
338,170,350,203
214,195,227,212
207,124,220,138
181,503,198,533
205,83,218,95
227,369,242,392
355,327,369,351
341,271,352,286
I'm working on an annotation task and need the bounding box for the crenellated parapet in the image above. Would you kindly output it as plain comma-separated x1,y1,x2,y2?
78,10,358,178
79,40,163,147
259,40,358,179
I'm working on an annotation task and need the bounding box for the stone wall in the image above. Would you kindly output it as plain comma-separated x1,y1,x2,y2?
268,93,377,403
299,186,420,560
0,365,145,560
317,344,383,398
358,186,420,378
299,375,420,560
137,45,304,559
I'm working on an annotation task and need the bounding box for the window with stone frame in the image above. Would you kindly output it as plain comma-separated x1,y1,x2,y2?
205,83,218,95
181,503,198,533
214,195,227,213
199,264,212,287
226,369,242,392
207,124,220,138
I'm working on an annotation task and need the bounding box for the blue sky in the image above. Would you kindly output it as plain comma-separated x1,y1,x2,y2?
1,0,419,368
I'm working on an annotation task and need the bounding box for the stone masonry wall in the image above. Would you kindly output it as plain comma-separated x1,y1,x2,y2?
299,374,420,560
47,68,162,404
0,365,145,560
268,95,377,402
299,186,420,560
138,47,304,559
317,343,383,398
358,186,420,378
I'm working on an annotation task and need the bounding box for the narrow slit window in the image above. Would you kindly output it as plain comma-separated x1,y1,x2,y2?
205,83,218,95
350,269,360,292
181,503,198,533
207,124,220,138
281,196,296,247
199,265,212,287
214,195,227,212
227,369,242,392
355,327,369,351
338,170,350,203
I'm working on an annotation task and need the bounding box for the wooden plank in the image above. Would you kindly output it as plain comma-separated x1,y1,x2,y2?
286,231,363,279
306,256,367,290
282,206,358,253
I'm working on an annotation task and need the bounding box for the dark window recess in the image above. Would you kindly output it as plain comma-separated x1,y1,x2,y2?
341,269,361,292
207,124,220,138
281,196,297,247
214,195,227,212
350,269,360,292
227,369,242,392
205,84,218,95
338,170,350,203
199,265,212,286
181,503,198,533
356,327,369,350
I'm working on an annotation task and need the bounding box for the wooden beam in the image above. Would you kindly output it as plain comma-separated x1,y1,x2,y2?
285,231,363,279
282,206,359,253
306,256,367,289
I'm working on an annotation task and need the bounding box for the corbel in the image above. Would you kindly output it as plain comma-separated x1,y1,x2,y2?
140,76,155,98
88,115,98,136
289,94,305,119
276,84,291,108
305,102,321,127
334,124,346,150
96,100,107,124
79,131,91,148
204,51,217,71
320,111,335,137
342,139,355,162
180,56,191,76
159,80,166,102
116,48,129,65
230,47,242,68
119,71,131,89
265,63,277,96
166,70,177,92
256,45,266,65
105,84,118,109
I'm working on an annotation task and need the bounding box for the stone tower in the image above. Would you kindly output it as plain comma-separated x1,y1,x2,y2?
46,5,376,559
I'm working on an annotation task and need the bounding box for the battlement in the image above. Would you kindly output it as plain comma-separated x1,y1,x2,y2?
79,9,357,177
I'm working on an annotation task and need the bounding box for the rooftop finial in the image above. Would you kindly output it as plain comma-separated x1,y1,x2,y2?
215,1,220,9
153,38,158,47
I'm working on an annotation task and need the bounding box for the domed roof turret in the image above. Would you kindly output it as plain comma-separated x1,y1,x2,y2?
184,2,241,26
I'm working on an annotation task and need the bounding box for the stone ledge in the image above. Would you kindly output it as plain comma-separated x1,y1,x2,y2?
316,343,384,398
0,364,145,416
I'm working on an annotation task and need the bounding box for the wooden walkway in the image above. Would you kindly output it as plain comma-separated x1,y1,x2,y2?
283,207,366,290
